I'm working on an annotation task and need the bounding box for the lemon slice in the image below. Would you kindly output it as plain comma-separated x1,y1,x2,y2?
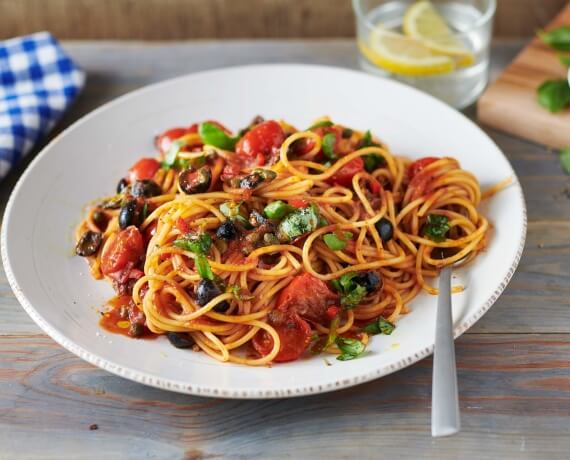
403,0,475,66
360,27,455,77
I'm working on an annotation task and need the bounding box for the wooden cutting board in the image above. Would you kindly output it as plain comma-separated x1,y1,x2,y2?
477,3,570,148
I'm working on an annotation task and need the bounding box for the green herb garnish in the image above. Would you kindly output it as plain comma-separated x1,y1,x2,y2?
362,316,395,336
330,273,368,309
559,55,570,68
323,232,352,251
359,130,385,172
422,214,450,242
539,26,570,51
277,203,320,242
195,254,214,280
322,133,337,161
164,139,186,167
264,200,295,220
537,79,570,113
173,232,212,254
309,120,334,129
335,336,366,361
560,147,570,175
198,122,239,150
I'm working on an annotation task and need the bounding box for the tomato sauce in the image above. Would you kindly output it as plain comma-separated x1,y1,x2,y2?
99,296,157,339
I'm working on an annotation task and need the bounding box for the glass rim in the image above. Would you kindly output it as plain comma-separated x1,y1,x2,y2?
352,0,497,36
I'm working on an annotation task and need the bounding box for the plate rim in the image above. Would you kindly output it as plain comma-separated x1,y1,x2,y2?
1,63,527,399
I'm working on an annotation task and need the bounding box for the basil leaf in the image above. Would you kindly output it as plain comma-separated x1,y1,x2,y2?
198,122,238,150
559,55,570,68
277,203,320,242
363,154,385,172
195,254,214,280
539,26,570,51
264,200,295,220
342,285,367,309
309,120,334,129
331,272,368,309
363,316,395,335
537,79,570,113
335,337,366,361
323,233,347,251
173,232,212,254
360,130,374,148
422,214,450,242
164,139,186,167
560,147,570,175
322,133,337,160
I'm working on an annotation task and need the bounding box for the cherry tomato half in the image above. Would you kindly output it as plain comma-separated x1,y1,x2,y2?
101,226,144,277
155,127,189,153
326,157,365,188
128,158,160,183
235,120,285,166
407,157,439,180
253,310,312,363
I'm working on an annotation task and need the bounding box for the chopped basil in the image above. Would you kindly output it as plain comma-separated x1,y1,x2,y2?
422,214,450,242
560,147,570,175
321,133,337,161
264,200,295,220
330,273,368,309
309,120,334,129
360,130,374,148
359,130,385,172
362,316,395,335
195,254,214,280
323,232,352,251
537,79,570,113
310,316,339,354
277,203,320,242
198,122,239,150
539,26,570,51
173,232,212,254
335,336,366,361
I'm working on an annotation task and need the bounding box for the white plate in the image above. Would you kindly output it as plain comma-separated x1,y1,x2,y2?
1,65,526,398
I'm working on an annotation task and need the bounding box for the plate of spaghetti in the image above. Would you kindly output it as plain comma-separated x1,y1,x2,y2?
2,64,526,398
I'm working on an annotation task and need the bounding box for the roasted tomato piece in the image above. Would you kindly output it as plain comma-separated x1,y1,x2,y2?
235,120,285,166
253,310,312,362
101,226,144,277
407,157,439,180
326,157,365,188
128,158,160,183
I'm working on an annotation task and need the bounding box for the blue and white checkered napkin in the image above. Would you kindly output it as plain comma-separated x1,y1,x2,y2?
0,32,85,179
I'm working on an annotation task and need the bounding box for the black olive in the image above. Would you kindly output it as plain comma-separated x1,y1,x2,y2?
375,217,394,242
195,279,229,312
166,332,195,349
117,178,128,194
216,220,238,240
131,180,162,198
353,271,382,294
119,199,141,229
75,231,103,257
179,167,212,194
129,322,144,337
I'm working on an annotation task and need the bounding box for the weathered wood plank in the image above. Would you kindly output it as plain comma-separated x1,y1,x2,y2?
1,0,567,40
1,335,569,459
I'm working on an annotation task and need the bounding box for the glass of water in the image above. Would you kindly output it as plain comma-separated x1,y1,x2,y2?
353,0,496,109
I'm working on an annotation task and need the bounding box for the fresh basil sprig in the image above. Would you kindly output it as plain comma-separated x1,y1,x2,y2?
537,80,570,113
539,26,570,51
173,232,214,280
363,316,395,336
198,122,239,150
335,336,366,361
330,273,368,309
422,214,450,242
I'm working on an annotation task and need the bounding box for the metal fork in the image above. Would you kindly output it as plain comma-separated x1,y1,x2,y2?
431,266,460,437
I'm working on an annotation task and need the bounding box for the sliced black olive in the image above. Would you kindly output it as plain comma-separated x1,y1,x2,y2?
179,166,212,194
117,178,128,194
75,231,103,257
353,271,382,294
216,220,238,240
375,217,394,242
129,322,144,337
166,332,195,349
119,199,141,229
195,279,229,312
239,169,277,190
131,180,162,198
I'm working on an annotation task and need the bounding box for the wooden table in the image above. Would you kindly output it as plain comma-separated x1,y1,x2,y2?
1,39,569,459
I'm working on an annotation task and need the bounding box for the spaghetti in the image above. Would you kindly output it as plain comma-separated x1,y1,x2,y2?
75,116,490,365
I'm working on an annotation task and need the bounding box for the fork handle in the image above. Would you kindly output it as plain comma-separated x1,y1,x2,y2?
431,266,460,437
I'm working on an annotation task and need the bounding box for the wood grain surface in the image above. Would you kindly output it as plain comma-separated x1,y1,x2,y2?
0,0,568,40
478,3,570,148
1,39,570,459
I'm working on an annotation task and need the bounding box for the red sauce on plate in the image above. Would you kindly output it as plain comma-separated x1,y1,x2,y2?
99,295,157,339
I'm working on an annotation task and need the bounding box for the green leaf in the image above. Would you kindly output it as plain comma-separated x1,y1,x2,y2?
559,55,570,68
173,232,212,254
422,214,450,242
195,254,214,280
277,203,320,242
321,133,337,161
539,26,570,51
164,139,186,167
362,316,395,335
309,120,334,129
323,233,347,251
335,337,366,361
537,79,570,113
198,122,239,150
264,200,295,220
331,272,368,309
360,130,374,148
560,147,570,175
363,154,385,172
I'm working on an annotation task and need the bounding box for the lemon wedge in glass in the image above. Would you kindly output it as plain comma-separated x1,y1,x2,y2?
359,27,455,77
403,0,475,67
